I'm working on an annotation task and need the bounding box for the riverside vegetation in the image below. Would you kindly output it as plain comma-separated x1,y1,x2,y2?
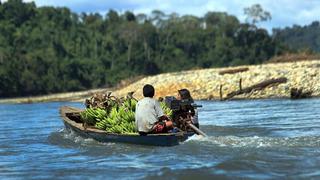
1,1,319,100
0,0,307,97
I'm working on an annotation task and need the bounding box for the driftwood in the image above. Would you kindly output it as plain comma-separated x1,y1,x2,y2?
219,85,223,101
222,77,287,100
290,88,312,99
219,67,249,75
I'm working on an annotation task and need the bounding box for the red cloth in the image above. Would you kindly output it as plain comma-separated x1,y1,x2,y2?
152,122,167,133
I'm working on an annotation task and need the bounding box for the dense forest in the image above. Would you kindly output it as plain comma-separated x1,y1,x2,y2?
273,21,320,52
0,0,290,97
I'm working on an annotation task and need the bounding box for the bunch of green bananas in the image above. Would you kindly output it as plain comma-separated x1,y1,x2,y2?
122,98,137,112
95,107,116,130
95,106,136,133
80,108,107,126
94,98,138,134
160,102,173,118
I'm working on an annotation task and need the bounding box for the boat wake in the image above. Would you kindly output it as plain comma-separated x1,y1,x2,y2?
48,128,115,148
50,128,320,148
186,135,320,148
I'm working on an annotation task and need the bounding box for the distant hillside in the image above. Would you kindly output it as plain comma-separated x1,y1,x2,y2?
273,21,320,52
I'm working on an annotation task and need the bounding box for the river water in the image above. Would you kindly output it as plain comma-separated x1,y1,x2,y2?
0,99,320,179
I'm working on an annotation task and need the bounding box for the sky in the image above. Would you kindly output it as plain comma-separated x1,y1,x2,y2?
8,0,320,32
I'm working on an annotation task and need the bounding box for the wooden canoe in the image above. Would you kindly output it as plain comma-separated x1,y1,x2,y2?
59,106,195,146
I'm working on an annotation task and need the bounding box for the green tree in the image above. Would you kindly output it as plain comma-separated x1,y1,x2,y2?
244,4,271,25
0,0,287,97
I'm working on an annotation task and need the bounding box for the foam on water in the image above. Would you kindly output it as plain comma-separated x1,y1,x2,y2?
58,128,115,147
186,135,320,148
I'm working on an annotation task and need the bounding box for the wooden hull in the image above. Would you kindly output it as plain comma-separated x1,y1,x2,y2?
59,106,194,146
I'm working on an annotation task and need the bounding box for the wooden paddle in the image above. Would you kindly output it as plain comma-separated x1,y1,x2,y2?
167,115,207,137
187,123,207,137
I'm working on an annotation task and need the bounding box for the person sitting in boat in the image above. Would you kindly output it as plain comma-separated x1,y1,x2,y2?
135,84,173,135
175,88,199,128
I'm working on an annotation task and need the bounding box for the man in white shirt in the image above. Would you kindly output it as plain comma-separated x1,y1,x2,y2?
135,84,173,135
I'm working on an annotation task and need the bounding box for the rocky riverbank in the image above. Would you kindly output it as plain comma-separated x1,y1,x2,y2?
113,60,320,100
1,60,319,103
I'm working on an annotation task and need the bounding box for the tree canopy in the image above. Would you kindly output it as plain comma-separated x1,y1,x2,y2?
273,21,320,52
244,4,271,25
0,0,287,97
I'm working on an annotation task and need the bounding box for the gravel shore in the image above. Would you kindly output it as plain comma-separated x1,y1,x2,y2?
114,60,320,100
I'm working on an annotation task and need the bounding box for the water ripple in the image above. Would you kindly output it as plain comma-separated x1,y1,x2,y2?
1,99,320,179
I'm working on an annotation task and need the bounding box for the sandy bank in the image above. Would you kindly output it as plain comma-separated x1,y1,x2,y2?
0,89,110,104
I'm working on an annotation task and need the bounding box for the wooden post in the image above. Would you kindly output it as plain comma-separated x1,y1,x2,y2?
219,84,223,101
239,78,242,91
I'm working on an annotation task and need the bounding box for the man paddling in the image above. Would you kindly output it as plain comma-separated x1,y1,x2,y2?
135,84,173,135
